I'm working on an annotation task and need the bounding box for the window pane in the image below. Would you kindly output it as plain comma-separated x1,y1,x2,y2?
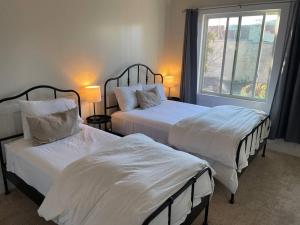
202,18,227,93
232,15,263,97
221,17,239,94
255,13,280,99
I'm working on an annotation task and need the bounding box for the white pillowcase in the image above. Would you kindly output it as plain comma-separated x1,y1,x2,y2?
19,98,82,140
114,84,143,112
143,83,167,101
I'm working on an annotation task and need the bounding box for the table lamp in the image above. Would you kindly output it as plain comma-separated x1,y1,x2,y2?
83,85,101,115
164,75,175,97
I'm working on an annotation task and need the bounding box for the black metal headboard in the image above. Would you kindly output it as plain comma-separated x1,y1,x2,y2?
0,85,81,141
104,64,163,115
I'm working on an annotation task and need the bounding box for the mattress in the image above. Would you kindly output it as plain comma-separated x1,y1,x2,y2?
5,124,213,225
112,100,209,144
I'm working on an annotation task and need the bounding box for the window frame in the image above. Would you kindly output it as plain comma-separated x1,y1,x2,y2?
197,2,290,112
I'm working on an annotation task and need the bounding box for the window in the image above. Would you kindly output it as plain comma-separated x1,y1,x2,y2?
199,9,281,101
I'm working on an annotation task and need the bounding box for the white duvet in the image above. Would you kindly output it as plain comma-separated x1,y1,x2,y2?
169,105,266,170
38,133,213,225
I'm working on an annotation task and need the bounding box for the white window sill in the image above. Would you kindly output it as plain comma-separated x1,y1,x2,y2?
197,93,271,113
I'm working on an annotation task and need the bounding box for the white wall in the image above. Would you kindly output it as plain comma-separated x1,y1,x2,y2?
0,0,169,109
0,0,169,194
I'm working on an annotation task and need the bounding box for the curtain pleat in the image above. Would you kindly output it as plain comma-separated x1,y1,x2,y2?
180,9,198,104
270,0,300,143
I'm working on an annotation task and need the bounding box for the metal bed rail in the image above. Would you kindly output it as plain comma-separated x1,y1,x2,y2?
142,167,212,225
230,115,271,203
235,115,271,168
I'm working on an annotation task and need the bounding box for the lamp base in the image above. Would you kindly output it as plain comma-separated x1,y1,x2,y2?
93,102,96,115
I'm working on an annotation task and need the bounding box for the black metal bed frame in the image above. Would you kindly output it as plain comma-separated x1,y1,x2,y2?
104,63,271,204
230,114,270,203
0,84,212,225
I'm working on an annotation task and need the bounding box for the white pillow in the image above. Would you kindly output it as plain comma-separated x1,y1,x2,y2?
143,83,167,101
19,98,82,140
114,84,143,112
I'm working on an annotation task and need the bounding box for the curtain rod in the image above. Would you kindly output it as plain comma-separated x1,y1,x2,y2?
182,0,295,12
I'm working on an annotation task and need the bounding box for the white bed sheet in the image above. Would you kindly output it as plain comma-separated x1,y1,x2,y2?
5,124,213,225
5,124,120,195
112,100,209,144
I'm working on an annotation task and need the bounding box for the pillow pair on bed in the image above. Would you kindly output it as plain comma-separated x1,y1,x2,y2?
19,98,82,145
114,83,166,111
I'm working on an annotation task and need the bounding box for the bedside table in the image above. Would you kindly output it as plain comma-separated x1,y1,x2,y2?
86,115,111,131
167,96,181,101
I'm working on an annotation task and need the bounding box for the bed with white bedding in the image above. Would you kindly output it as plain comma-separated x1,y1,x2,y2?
0,85,214,225
105,64,271,203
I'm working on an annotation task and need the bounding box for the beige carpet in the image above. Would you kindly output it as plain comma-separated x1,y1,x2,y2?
0,150,300,225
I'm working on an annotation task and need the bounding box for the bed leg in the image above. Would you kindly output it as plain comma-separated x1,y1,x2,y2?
1,170,10,195
229,193,235,204
203,200,209,225
262,142,266,158
4,178,9,195
1,165,9,194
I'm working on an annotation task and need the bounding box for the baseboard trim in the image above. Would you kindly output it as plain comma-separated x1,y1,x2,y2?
268,139,300,158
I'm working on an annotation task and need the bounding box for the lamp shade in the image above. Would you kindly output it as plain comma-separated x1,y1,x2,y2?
83,85,101,103
164,75,175,88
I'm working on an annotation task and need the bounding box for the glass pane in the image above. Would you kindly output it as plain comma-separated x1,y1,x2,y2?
232,15,264,97
222,17,239,94
255,12,280,99
202,17,227,93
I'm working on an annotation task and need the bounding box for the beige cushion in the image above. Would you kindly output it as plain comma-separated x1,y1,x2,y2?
26,107,80,145
142,83,167,101
136,87,161,109
19,98,82,140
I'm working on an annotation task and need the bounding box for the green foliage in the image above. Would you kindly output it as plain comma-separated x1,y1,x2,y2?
204,32,216,72
240,82,267,99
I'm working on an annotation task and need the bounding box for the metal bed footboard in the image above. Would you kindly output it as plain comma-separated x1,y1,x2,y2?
143,167,212,225
230,115,271,204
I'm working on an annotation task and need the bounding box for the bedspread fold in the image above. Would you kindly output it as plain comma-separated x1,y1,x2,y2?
169,105,266,170
38,133,213,225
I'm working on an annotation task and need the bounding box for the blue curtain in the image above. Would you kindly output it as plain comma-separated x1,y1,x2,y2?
180,9,198,104
270,0,300,143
